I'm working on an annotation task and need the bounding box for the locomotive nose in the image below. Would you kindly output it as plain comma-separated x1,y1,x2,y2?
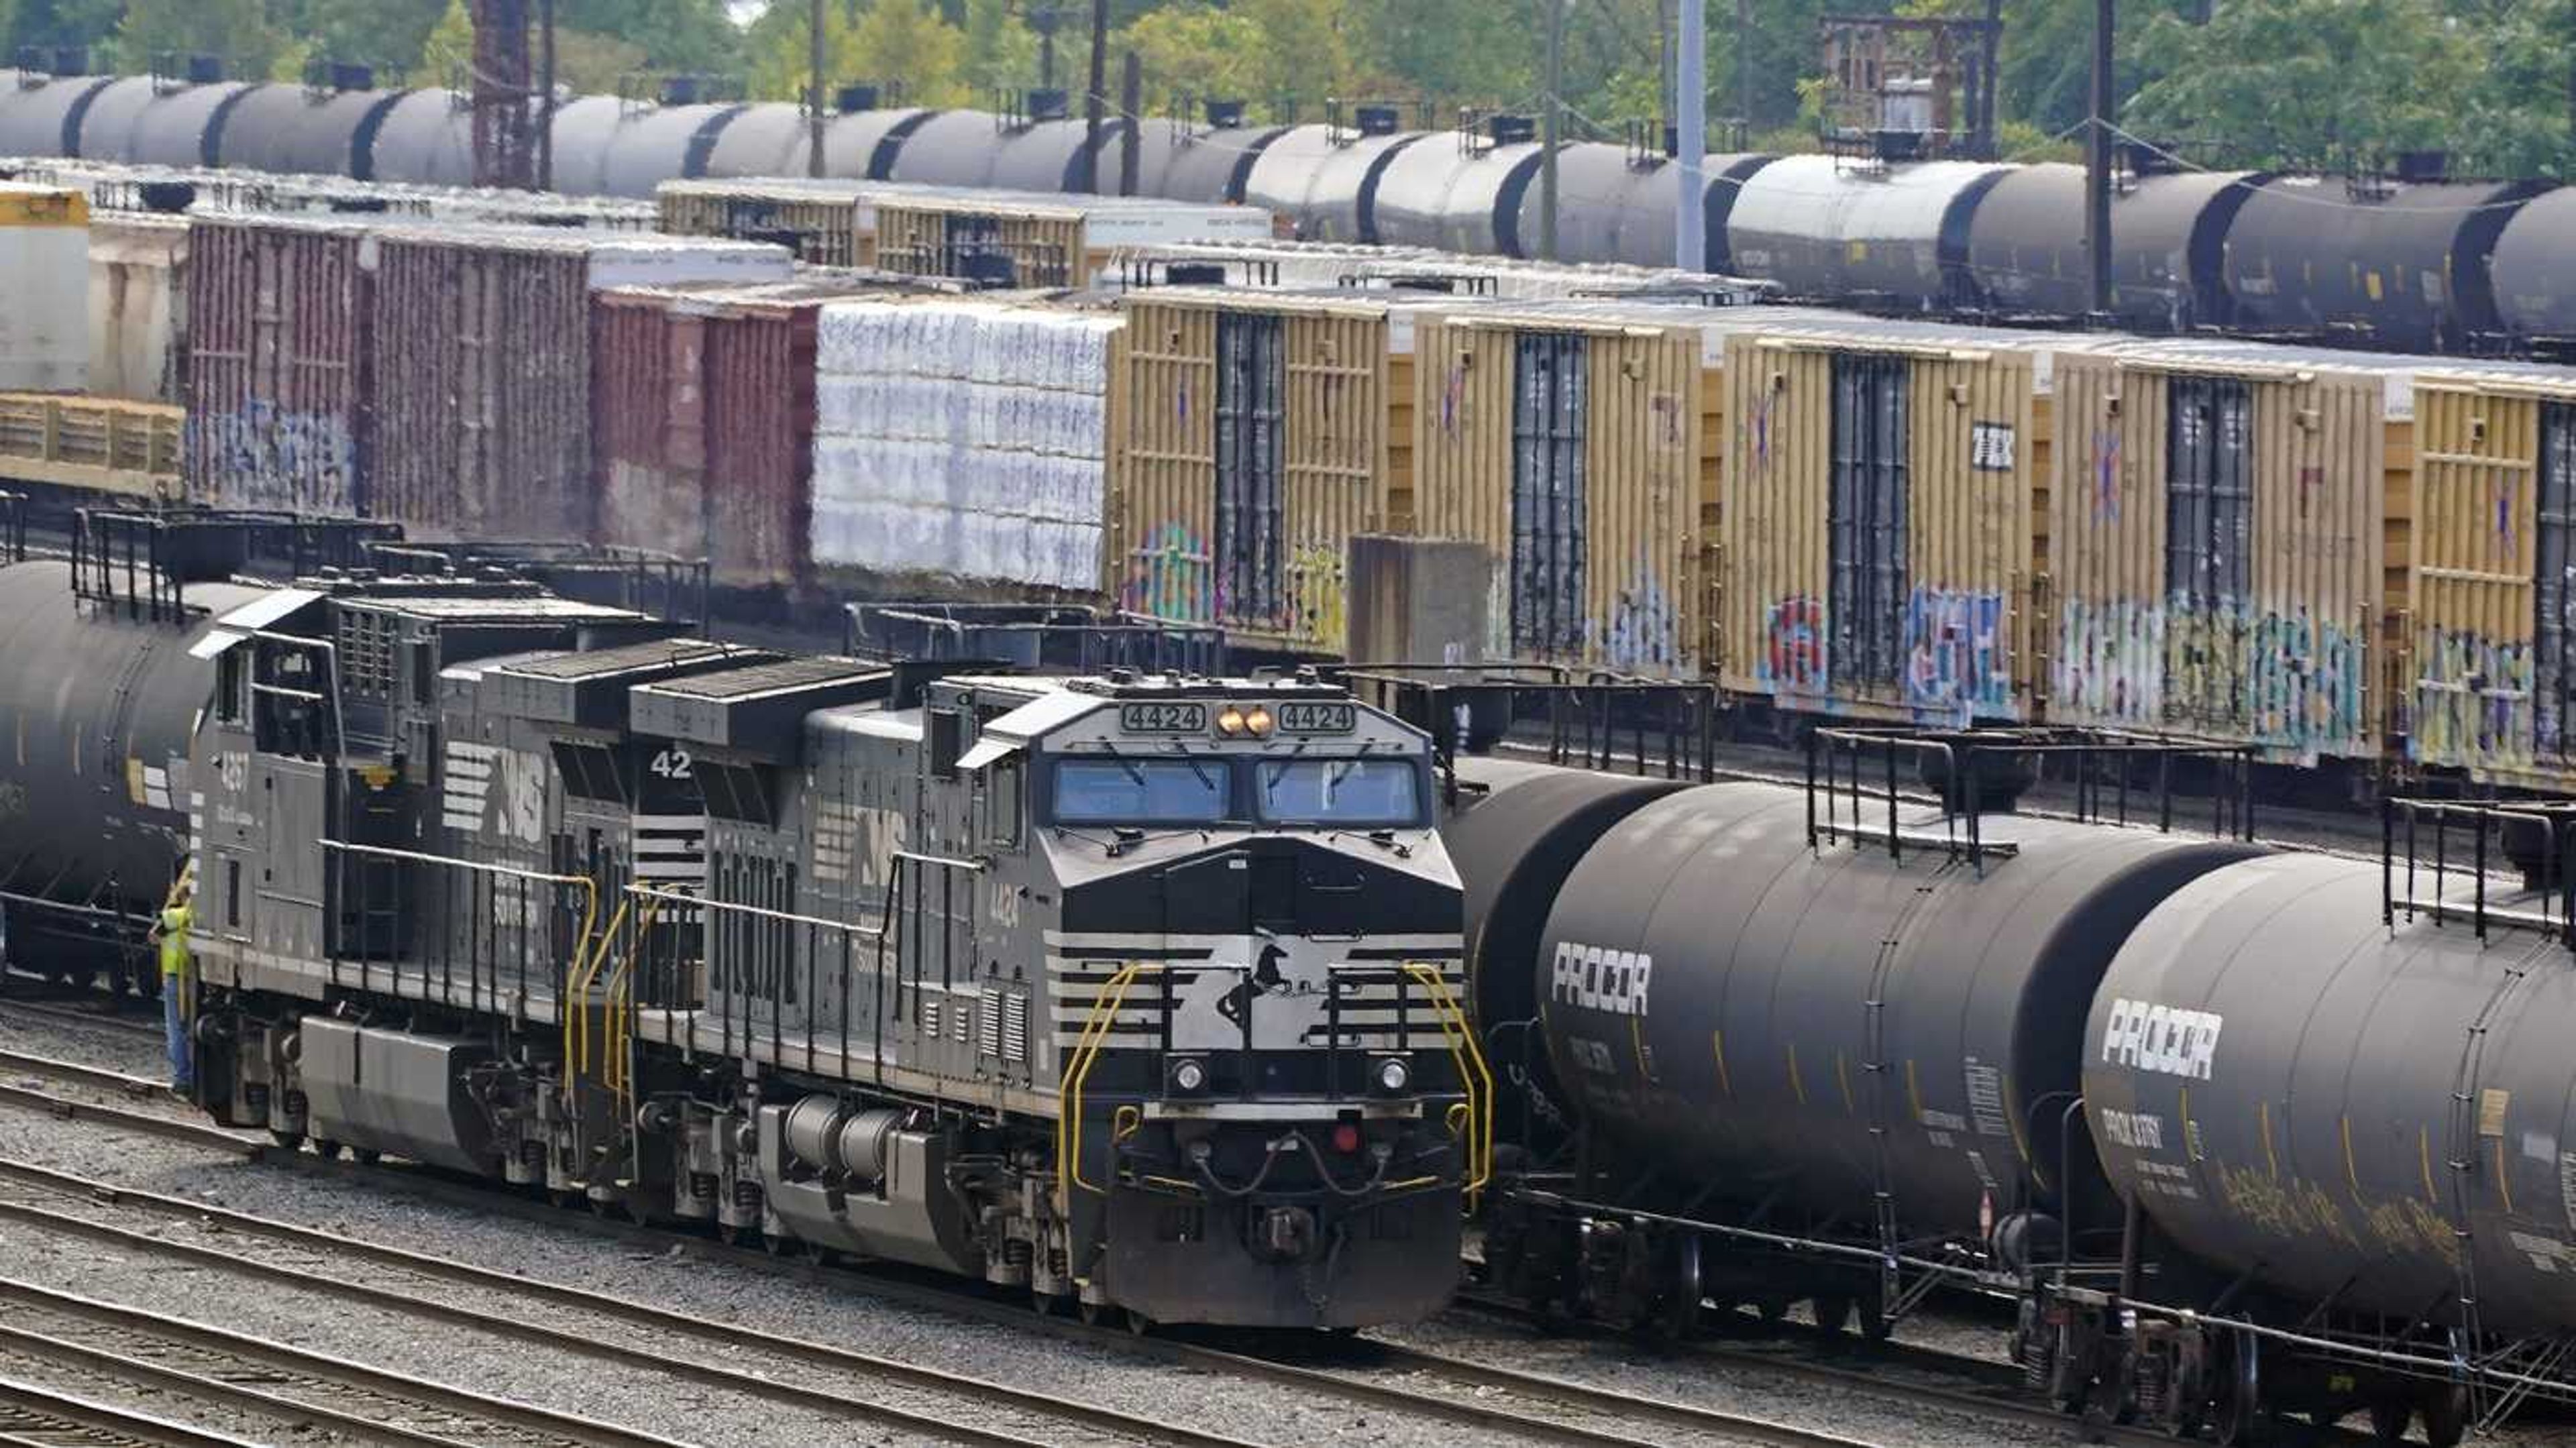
1252,1204,1319,1262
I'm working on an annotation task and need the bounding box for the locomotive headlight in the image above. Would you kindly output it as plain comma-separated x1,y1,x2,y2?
1166,1056,1211,1097
1370,1054,1411,1096
1216,706,1246,736
1244,706,1275,737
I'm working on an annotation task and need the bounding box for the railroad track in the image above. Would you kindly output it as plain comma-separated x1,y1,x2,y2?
0,1372,273,1448
0,993,163,1040
0,1049,2074,1448
0,1276,695,1448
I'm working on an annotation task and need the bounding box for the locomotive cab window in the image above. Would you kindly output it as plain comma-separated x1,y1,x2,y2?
983,757,1025,847
1051,757,1230,826
215,647,248,726
1254,757,1422,828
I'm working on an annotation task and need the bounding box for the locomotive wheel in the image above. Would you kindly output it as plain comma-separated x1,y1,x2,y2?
2417,1386,2467,1448
350,1147,381,1167
1029,1290,1059,1317
267,1129,305,1151
1077,1298,1107,1327
760,1231,790,1257
313,1138,345,1160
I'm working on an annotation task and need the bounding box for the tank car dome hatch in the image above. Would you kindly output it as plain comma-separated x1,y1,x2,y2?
0,74,112,158
1962,163,2267,331
366,89,474,186
1725,155,2012,310
598,101,748,199
117,80,258,168
1534,782,2263,1239
543,94,628,196
2486,187,2576,345
884,109,1014,188
1370,135,1549,258
1240,123,1426,244
68,75,162,162
213,83,408,180
2219,175,2550,352
2084,845,2576,1337
697,101,810,178
1137,123,1287,205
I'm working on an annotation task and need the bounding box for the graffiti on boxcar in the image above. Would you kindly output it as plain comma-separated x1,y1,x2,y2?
2412,627,2535,768
1903,588,2012,722
1603,555,1678,673
188,404,360,515
1124,520,1214,624
2056,597,2369,758
1758,595,1827,694
2055,597,2165,724
1284,541,1347,651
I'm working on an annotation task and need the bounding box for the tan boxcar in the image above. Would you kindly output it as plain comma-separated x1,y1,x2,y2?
2405,366,2576,788
2047,345,2393,764
1719,324,2082,724
1408,302,1817,677
1111,288,1430,655
658,179,867,268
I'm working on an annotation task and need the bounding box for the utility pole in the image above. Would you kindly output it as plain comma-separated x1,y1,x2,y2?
2086,0,2114,318
1118,49,1142,196
1735,0,1751,141
1541,0,1564,259
808,0,826,177
1037,9,1057,91
538,0,555,189
1678,0,1706,270
1979,0,2002,158
1081,0,1110,192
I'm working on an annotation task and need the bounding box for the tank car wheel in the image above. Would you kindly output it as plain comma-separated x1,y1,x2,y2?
2365,1396,2410,1443
2416,1386,2466,1448
2211,1338,2265,1447
1754,1297,1789,1327
1812,1295,1854,1336
1854,1295,1890,1343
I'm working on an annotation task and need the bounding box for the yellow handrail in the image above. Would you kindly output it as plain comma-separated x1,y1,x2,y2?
604,889,676,1106
1401,960,1496,1199
564,894,633,1084
1055,960,1163,1205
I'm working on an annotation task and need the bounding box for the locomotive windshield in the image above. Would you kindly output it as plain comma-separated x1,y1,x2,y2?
1254,757,1421,827
1052,758,1230,824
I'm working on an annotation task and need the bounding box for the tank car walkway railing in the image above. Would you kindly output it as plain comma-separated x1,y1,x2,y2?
2381,797,2576,945
319,840,600,1023
1807,725,2259,871
0,394,182,502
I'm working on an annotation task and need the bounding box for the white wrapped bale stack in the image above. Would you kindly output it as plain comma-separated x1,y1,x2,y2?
812,299,1118,594
0,182,91,391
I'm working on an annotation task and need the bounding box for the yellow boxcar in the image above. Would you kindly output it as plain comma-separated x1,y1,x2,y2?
1719,324,2082,724
1110,288,1428,656
1408,302,1810,677
2047,346,2393,764
2406,367,2576,788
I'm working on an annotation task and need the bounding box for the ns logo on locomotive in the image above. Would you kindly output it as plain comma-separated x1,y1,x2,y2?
19,541,1478,1330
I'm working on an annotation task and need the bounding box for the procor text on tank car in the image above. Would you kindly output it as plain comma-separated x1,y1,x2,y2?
1446,733,2576,1445
172,568,1480,1329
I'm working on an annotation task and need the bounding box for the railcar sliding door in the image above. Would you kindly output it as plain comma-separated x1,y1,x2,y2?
2164,375,2254,730
2536,402,2576,756
1829,353,1909,691
1509,331,1588,657
1214,310,1286,630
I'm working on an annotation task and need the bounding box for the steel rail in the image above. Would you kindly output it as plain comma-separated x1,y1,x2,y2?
0,1372,274,1448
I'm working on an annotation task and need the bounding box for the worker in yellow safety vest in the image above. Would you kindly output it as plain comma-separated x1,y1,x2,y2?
148,872,194,1094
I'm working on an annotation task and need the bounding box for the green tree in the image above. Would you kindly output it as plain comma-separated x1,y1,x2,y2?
297,0,447,76
2123,0,2478,168
417,0,471,85
114,0,282,74
748,0,964,105
1118,1,1265,106
962,0,1037,95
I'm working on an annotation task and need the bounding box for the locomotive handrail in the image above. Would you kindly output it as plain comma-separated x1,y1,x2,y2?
1398,960,1493,1199
318,842,600,1015
604,887,684,1111
1057,959,1167,1203
565,893,634,1085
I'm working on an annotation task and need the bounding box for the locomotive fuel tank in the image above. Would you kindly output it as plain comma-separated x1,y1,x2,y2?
2085,850,2576,1337
1536,783,2260,1237
0,561,267,926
